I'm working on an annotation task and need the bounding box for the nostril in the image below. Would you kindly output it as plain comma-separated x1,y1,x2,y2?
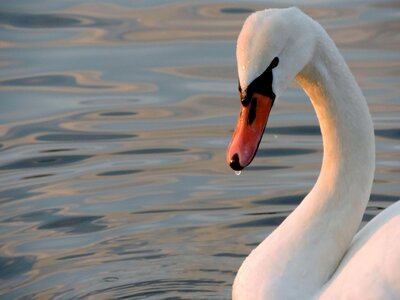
230,153,243,171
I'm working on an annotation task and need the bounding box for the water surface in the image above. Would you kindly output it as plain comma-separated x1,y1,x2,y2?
0,1,399,299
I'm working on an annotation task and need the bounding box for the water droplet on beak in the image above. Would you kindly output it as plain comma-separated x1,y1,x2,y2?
235,171,242,176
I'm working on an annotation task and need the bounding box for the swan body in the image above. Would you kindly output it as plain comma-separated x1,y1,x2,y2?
226,7,400,299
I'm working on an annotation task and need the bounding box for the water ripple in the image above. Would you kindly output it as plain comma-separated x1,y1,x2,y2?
0,71,143,93
267,125,321,136
369,194,400,202
22,173,54,180
76,279,225,300
0,74,111,89
97,170,141,176
4,209,107,234
58,252,95,261
0,186,41,204
100,111,137,117
229,214,287,228
0,117,136,146
117,148,186,155
5,208,61,223
38,215,106,234
220,8,255,14
0,155,91,170
375,128,400,140
247,165,290,171
36,132,135,142
257,148,316,157
0,11,117,29
254,194,307,206
0,255,36,280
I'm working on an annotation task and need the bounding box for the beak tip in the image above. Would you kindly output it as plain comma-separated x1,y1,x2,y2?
229,153,244,171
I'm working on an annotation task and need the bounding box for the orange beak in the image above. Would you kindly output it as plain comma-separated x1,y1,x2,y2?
226,92,274,170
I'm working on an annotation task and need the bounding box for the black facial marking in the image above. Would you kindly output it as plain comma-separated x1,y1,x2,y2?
248,97,257,125
240,57,279,107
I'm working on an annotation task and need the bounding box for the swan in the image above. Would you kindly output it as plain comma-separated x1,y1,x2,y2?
226,7,400,300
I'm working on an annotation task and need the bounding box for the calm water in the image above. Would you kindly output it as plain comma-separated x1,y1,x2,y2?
0,1,399,299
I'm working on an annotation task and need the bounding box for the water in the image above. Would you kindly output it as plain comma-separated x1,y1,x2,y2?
0,1,399,299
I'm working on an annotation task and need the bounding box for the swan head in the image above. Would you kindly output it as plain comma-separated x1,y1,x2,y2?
227,7,317,170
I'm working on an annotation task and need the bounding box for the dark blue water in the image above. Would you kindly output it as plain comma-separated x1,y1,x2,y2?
0,1,399,299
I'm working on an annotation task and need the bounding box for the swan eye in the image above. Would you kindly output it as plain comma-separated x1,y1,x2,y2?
241,94,251,107
270,57,279,69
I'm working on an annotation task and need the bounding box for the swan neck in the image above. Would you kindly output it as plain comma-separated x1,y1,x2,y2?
286,32,376,289
296,37,375,198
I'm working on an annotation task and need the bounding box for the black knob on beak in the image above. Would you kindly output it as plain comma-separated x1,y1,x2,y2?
230,153,243,171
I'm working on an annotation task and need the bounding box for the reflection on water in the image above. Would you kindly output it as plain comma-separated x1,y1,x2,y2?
0,0,399,299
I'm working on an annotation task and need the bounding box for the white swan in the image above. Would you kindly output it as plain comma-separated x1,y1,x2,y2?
226,7,400,300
